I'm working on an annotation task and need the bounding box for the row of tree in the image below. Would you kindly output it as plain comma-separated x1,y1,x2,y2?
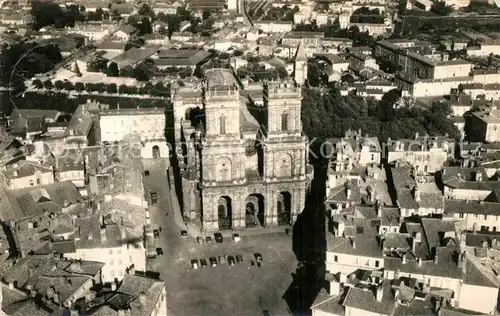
31,79,169,97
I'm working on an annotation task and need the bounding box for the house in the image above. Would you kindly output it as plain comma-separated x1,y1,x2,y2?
4,160,55,190
349,52,378,73
108,47,157,69
114,24,138,41
8,109,61,139
154,49,210,70
390,166,445,217
59,215,146,284
2,257,104,309
386,134,455,173
466,104,500,143
0,181,85,221
441,167,500,201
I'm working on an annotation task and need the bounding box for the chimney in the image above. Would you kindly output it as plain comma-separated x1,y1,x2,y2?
413,187,420,202
139,291,146,306
434,254,438,264
351,238,356,249
128,265,135,275
475,171,483,182
418,257,422,267
461,254,467,274
346,185,352,199
412,232,421,253
53,292,60,304
375,284,384,302
100,228,106,241
111,282,117,291
8,282,14,290
402,253,407,264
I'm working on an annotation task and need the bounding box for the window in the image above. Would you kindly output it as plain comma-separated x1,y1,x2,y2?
334,255,338,262
484,215,488,220
219,115,226,134
459,213,464,219
36,178,41,185
371,154,375,161
375,260,380,268
494,227,497,232
281,112,289,131
481,225,487,232
29,180,34,186
494,125,498,131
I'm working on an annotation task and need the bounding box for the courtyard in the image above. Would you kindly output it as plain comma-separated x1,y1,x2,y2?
143,162,298,316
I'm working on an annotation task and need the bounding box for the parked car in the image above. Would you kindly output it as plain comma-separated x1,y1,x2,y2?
254,253,263,262
191,259,199,269
196,236,204,244
156,247,163,256
209,257,218,267
144,170,150,176
228,255,235,266
236,254,243,263
153,229,160,238
206,236,213,244
150,192,158,205
214,233,223,243
219,256,226,264
233,233,241,242
181,230,188,238
200,258,208,267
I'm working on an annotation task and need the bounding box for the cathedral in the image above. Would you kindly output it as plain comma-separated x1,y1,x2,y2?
172,46,312,232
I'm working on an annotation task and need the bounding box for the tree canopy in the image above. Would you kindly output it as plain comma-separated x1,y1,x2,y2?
301,87,460,146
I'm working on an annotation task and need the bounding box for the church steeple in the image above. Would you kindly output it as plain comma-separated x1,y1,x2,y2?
294,40,308,86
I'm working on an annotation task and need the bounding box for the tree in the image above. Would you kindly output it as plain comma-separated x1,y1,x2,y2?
62,81,74,91
32,79,43,89
111,10,121,21
152,82,167,97
202,10,211,20
95,83,106,92
85,83,96,92
139,16,153,35
43,80,53,90
106,83,118,94
118,84,128,94
139,4,154,17
134,59,156,81
87,57,107,72
74,82,85,91
107,62,119,76
54,80,64,90
276,67,289,79
120,65,135,77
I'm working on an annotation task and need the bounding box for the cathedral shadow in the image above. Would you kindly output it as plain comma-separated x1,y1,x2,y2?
285,160,328,314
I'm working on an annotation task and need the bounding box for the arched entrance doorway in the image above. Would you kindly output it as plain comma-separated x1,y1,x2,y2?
277,191,292,226
245,194,265,227
152,145,160,158
217,196,232,230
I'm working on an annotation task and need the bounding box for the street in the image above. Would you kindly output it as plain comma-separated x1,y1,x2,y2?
142,161,297,316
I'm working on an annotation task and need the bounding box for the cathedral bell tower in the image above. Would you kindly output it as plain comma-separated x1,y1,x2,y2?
294,40,308,86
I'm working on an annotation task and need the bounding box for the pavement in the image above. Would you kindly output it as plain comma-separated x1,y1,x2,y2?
143,162,297,316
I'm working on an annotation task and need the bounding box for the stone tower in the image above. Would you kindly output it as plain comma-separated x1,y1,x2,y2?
175,68,313,233
294,40,308,86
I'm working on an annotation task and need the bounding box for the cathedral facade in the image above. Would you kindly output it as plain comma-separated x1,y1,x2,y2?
172,68,313,232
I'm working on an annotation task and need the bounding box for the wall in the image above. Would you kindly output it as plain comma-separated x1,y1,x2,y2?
59,170,85,188
100,113,166,143
64,245,146,283
326,251,383,274
9,171,54,190
444,186,491,201
141,140,170,160
434,64,472,80
345,306,386,316
459,284,498,314
313,308,343,316
453,212,500,232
